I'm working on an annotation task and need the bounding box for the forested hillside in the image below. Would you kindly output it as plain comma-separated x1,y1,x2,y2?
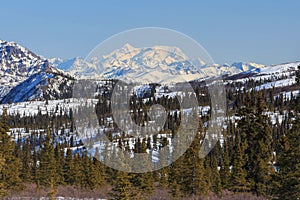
0,66,299,199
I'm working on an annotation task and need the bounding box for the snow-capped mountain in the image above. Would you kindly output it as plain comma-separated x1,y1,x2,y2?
0,72,74,103
229,61,300,81
48,57,64,67
0,39,73,103
231,62,265,72
57,43,266,84
1,39,299,104
0,39,51,99
55,57,98,77
0,40,48,75
226,61,300,93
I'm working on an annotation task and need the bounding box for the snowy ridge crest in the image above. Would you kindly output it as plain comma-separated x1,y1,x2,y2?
56,44,266,84
1,39,299,104
0,39,74,103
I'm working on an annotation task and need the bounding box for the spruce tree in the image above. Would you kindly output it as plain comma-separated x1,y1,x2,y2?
0,107,23,193
20,138,32,182
80,151,94,189
110,149,136,200
169,157,183,199
0,153,6,197
157,147,169,188
185,134,209,196
220,140,231,189
54,143,65,185
230,135,250,192
236,92,273,196
131,149,154,198
38,130,57,196
73,153,83,187
251,93,273,196
63,148,74,185
295,64,300,84
92,157,106,188
276,116,300,199
208,142,222,195
111,171,135,200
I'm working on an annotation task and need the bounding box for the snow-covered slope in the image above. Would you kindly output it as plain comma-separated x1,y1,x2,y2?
0,39,74,103
60,43,265,84
199,62,265,78
252,62,300,90
48,57,64,67
1,38,298,104
230,61,300,82
56,57,98,77
0,40,48,75
0,39,52,99
0,71,74,104
227,61,300,91
1,72,54,103
98,44,265,83
258,62,300,75
231,62,265,72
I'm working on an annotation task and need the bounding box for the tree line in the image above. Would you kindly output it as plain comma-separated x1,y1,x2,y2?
0,74,300,199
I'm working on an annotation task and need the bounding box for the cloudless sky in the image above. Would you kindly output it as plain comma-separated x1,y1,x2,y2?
0,0,299,65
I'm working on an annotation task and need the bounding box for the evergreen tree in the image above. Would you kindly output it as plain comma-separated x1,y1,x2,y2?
169,133,209,198
131,141,154,198
0,107,23,194
73,153,83,187
169,157,183,199
63,148,74,185
54,143,65,185
92,157,106,188
236,92,273,196
251,93,273,196
38,130,57,196
0,153,6,197
80,151,94,189
220,140,231,189
230,136,250,192
296,64,300,84
208,142,222,195
184,134,209,196
20,138,32,182
111,171,136,200
276,116,300,199
157,147,169,188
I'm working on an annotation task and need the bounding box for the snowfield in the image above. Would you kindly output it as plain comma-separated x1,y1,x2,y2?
0,99,98,116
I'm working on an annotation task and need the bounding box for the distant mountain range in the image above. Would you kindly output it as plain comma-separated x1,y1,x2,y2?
0,39,299,103
53,43,266,83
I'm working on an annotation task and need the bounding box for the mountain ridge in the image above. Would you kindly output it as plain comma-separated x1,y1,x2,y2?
56,44,267,83
0,39,299,103
0,39,74,103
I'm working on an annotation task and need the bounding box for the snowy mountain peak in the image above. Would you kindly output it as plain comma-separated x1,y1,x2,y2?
95,45,267,83
54,44,267,84
152,45,188,60
48,57,64,67
0,39,73,103
0,39,49,86
231,62,265,72
95,44,198,83
55,57,98,77
120,43,136,53
1,38,299,104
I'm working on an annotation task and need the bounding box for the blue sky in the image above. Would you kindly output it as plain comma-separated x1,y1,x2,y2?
1,0,299,65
